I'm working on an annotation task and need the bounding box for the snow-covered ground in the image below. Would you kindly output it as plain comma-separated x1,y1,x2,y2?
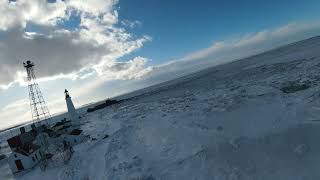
2,36,320,179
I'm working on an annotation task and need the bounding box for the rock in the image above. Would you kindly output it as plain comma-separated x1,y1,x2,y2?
229,168,241,180
230,137,249,149
281,83,310,94
0,154,6,160
293,144,309,156
217,126,224,131
103,134,109,139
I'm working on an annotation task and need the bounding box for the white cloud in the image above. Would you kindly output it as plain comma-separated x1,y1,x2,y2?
66,0,117,16
121,19,142,28
0,0,150,89
0,0,67,30
2,98,29,111
0,98,31,130
95,56,153,80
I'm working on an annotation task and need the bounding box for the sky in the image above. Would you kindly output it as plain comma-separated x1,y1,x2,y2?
0,0,320,130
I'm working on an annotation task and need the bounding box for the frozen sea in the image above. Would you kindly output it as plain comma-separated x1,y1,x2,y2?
1,36,320,179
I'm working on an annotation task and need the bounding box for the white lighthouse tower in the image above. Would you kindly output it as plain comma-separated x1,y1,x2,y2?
65,89,81,126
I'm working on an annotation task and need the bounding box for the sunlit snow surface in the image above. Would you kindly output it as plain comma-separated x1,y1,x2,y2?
2,37,320,179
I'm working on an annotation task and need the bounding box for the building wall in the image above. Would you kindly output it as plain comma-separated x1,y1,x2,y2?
66,97,81,126
8,149,41,173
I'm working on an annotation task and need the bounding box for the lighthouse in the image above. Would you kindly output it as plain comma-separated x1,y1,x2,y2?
65,89,81,126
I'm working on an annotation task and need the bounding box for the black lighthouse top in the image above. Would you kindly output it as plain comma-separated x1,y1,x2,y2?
23,60,34,68
64,89,70,99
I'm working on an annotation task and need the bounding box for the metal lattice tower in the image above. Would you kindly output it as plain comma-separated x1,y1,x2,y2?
23,60,51,126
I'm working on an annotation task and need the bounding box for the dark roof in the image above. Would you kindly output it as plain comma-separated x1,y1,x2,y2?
42,128,55,137
7,135,21,149
57,125,72,131
69,129,82,135
53,120,71,127
14,144,40,156
7,131,36,148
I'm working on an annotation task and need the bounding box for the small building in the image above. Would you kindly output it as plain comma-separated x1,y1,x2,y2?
61,129,85,146
7,144,42,173
52,119,73,135
6,127,43,173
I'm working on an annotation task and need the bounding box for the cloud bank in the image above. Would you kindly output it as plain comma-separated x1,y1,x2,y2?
143,21,320,83
0,0,151,88
1,1,319,93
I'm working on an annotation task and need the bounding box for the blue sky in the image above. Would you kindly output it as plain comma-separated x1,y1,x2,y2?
0,0,320,130
117,0,320,64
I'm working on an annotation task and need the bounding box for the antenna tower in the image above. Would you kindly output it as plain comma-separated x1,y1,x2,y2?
23,60,51,126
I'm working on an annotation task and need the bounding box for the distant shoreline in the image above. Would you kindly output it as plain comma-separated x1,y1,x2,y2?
0,111,68,134
0,122,30,134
